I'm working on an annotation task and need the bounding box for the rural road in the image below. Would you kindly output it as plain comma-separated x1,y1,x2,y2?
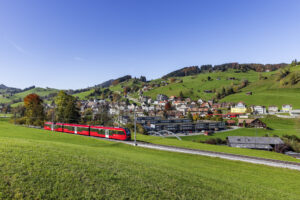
94,137,300,171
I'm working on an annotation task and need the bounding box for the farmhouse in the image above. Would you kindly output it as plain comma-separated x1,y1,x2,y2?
231,102,247,113
227,136,284,150
252,105,266,115
157,94,168,101
238,118,266,128
268,105,278,114
282,104,292,112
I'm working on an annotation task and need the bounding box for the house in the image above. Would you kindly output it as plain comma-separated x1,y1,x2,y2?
120,116,131,124
226,120,236,126
282,104,292,112
157,94,168,101
253,105,266,115
268,106,278,114
227,136,284,150
169,96,177,101
200,102,211,108
238,118,266,128
290,109,300,118
197,99,204,104
231,102,247,113
185,98,192,103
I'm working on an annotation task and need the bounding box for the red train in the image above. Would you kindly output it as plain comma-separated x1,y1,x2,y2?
44,122,131,141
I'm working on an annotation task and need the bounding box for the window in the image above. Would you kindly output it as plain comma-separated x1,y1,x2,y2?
77,127,89,132
109,130,124,135
91,128,105,135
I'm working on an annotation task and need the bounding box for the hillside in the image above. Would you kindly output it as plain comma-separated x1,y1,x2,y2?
143,69,268,100
221,65,300,108
0,84,21,93
0,87,58,106
1,119,300,199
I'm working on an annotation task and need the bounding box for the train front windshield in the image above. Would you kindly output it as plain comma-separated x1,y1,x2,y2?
125,128,131,136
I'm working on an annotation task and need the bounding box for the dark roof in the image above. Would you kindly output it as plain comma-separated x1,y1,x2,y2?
227,136,283,149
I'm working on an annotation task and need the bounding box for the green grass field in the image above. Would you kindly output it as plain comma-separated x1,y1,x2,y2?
143,70,266,100
72,89,95,100
179,116,300,142
221,65,300,108
1,119,300,199
0,87,57,105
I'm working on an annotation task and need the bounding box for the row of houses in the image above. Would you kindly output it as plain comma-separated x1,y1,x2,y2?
230,102,294,114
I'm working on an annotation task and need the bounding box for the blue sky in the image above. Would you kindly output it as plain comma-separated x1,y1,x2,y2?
0,0,299,89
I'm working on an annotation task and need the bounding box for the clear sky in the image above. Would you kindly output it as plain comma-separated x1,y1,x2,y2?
0,0,299,89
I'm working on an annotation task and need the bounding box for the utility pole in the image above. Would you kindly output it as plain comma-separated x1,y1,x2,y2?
134,105,137,146
51,102,55,131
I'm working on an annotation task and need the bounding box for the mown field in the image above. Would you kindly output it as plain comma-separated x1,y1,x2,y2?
0,87,57,106
1,119,300,199
222,65,300,108
179,116,300,142
72,89,95,100
143,70,264,100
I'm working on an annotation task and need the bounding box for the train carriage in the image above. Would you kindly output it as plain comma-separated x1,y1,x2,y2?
44,122,131,141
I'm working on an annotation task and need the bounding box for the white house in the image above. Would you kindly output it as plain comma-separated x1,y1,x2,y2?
282,104,292,112
290,109,300,117
268,106,278,114
197,99,204,104
253,105,267,115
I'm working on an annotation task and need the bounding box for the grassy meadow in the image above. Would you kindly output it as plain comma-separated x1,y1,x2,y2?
143,69,263,100
179,116,300,142
0,87,57,105
222,65,300,108
1,119,300,199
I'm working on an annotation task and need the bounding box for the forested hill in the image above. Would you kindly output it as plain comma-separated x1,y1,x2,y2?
162,63,288,79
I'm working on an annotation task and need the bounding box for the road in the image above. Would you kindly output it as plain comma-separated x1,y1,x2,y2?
93,137,300,171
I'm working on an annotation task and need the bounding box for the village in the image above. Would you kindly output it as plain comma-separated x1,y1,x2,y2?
74,92,299,133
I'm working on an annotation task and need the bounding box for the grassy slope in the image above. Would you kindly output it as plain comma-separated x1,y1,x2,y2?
221,65,300,108
136,133,300,163
143,70,263,100
73,89,95,100
0,87,57,105
180,116,300,142
1,119,300,199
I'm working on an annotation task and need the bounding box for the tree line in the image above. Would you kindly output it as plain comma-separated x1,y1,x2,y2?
13,91,113,127
162,63,288,79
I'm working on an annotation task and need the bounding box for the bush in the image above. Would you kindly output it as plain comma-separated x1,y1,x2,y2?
13,117,27,125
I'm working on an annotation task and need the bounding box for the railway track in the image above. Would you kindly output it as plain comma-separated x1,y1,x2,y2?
93,137,300,171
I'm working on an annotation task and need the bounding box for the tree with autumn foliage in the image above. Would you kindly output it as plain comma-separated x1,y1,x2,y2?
55,91,80,123
24,93,45,126
164,102,172,111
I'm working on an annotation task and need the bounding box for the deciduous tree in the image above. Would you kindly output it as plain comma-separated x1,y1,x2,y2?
24,93,44,126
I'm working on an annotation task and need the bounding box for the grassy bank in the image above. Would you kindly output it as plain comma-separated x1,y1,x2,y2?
1,119,300,199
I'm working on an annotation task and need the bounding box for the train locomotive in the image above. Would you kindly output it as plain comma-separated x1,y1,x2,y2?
44,122,131,141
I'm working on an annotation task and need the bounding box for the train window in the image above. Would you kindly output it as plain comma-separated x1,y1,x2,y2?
91,128,105,135
77,127,88,132
109,130,124,135
98,129,105,135
55,125,61,129
64,126,72,131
